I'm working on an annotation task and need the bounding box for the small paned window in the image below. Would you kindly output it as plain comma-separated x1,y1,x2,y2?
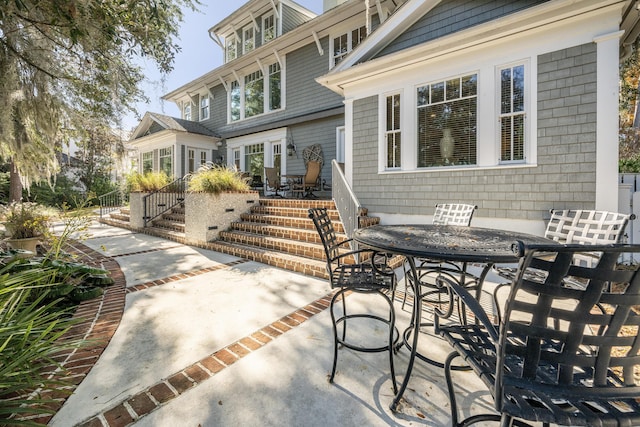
226,35,237,62
385,94,401,169
200,151,207,166
499,64,526,162
159,147,173,177
332,25,367,67
416,74,477,167
233,149,241,170
263,14,276,43
183,104,191,121
244,143,264,178
243,25,254,54
200,96,209,121
188,149,195,173
142,151,153,173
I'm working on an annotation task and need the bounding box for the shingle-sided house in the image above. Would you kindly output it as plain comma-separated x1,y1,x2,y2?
129,0,408,187
317,0,640,234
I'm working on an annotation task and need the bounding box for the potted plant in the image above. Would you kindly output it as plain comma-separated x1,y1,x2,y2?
2,202,51,254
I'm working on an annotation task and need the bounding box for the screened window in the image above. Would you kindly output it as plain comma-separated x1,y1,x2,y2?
200,96,209,121
263,14,275,43
269,63,281,111
243,25,254,54
226,35,237,62
385,94,401,169
244,143,264,178
183,104,191,121
245,70,264,118
159,147,173,177
142,151,153,173
416,74,477,167
230,81,241,122
499,64,525,162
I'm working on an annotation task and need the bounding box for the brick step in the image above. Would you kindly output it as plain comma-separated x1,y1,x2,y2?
251,205,341,220
120,207,131,215
109,212,130,222
230,221,346,244
206,241,329,280
239,213,345,233
218,230,355,263
258,198,336,209
171,206,185,215
151,219,185,232
161,212,185,223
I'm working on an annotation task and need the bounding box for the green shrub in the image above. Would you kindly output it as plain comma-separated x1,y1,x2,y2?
0,266,81,424
620,155,640,173
125,171,171,192
187,165,250,194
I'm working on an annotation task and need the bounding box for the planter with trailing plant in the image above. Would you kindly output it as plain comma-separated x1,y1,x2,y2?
1,202,51,255
184,165,258,242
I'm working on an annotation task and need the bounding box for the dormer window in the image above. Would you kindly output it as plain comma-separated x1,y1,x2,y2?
226,35,238,62
263,14,275,43
243,25,255,54
184,104,191,121
332,25,367,68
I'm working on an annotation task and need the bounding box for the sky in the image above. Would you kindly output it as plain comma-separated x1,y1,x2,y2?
125,0,323,131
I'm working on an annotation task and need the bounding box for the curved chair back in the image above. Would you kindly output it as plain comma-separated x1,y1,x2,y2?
304,161,321,186
495,243,640,422
432,203,476,226
264,167,280,190
308,207,340,268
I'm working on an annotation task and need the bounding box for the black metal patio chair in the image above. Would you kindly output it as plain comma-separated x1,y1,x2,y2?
308,207,398,393
437,242,640,427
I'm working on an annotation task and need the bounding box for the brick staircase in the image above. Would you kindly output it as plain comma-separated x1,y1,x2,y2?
99,198,383,279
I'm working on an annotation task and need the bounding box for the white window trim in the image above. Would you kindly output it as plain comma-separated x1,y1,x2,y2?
243,24,254,54
226,61,284,123
378,90,403,171
262,13,276,44
200,95,210,121
183,104,192,121
226,34,237,62
330,24,367,69
496,59,530,165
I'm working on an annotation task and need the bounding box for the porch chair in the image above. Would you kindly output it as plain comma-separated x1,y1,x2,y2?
308,207,398,393
492,209,631,322
264,167,287,198
437,242,640,427
292,160,321,198
401,203,477,312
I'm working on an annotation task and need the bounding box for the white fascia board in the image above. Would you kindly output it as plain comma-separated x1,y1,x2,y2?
164,0,366,102
128,130,178,151
130,113,154,140
225,127,288,149
317,0,622,95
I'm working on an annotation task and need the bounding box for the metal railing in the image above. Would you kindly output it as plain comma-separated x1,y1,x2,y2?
331,159,363,241
98,188,126,219
143,176,188,227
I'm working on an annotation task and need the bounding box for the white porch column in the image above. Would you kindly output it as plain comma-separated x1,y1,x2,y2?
594,30,623,211
343,97,354,186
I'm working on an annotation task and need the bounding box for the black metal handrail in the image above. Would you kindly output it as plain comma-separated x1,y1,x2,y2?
142,177,188,227
98,188,126,219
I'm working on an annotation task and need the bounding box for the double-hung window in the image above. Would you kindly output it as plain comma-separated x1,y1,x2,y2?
245,70,264,118
183,104,191,121
226,35,237,62
385,94,401,169
245,143,264,177
230,81,241,122
263,14,275,43
269,63,281,111
159,147,173,177
142,152,153,173
243,25,254,54
499,64,526,163
416,74,477,167
200,95,210,121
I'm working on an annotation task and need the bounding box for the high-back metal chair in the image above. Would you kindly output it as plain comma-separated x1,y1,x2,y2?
293,161,321,198
432,203,477,226
438,243,640,427
308,208,397,393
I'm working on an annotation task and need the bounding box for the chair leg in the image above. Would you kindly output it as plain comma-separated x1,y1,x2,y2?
328,289,345,383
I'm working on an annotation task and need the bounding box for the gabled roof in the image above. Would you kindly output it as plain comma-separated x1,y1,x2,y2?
317,0,634,95
130,112,219,141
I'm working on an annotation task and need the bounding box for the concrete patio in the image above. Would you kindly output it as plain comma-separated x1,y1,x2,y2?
47,221,505,427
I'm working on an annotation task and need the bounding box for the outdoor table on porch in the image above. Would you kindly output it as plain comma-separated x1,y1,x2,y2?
353,224,556,412
283,174,304,198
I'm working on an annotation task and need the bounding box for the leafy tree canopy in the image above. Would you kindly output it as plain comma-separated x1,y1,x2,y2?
0,0,199,195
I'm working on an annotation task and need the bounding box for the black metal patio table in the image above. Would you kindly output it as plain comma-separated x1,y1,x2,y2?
353,224,556,412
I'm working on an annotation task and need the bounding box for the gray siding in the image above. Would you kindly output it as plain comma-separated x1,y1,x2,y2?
281,4,311,34
352,43,597,221
377,0,548,58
